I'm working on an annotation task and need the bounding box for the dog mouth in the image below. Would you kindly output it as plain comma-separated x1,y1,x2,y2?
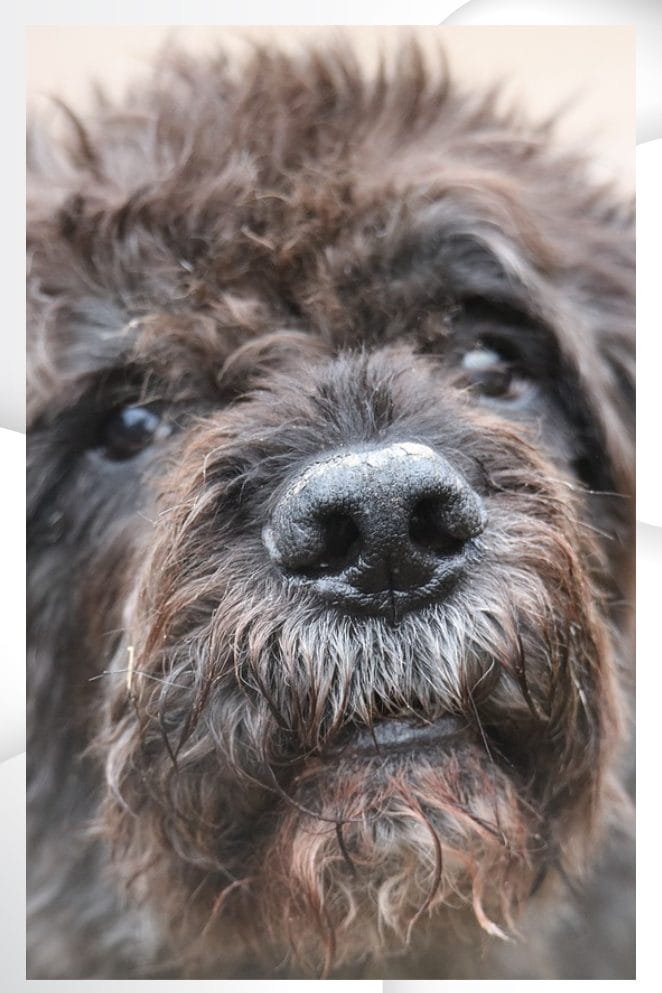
298,563,466,620
320,715,470,760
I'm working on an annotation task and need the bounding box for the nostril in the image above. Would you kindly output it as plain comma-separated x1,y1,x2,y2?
409,497,466,559
299,511,362,577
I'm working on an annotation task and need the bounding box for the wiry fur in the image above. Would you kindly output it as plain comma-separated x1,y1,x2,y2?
27,39,634,979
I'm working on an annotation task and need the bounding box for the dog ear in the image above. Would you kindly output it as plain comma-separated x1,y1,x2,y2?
581,197,635,498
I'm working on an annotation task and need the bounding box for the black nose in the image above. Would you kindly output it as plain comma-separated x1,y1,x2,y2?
263,442,486,617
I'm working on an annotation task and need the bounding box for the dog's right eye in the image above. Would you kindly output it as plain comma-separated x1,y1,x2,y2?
460,343,532,405
98,404,171,461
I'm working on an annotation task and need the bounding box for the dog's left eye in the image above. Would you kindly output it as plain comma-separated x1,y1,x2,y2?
98,404,171,461
461,345,530,402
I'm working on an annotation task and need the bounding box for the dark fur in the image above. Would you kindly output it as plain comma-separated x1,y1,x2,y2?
27,40,635,979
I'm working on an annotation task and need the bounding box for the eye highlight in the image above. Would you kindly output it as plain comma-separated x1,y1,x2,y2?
461,344,531,403
98,404,171,461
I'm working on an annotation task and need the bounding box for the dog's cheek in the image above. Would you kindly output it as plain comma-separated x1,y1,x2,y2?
28,429,170,798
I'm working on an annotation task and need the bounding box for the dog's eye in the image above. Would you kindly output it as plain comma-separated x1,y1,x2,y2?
98,404,171,461
461,344,530,402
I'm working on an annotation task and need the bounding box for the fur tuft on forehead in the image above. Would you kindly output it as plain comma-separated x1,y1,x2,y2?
28,43,632,403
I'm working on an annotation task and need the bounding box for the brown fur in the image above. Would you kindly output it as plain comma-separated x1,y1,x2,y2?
27,39,634,978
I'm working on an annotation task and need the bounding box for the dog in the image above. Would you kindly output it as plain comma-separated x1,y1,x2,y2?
27,39,635,979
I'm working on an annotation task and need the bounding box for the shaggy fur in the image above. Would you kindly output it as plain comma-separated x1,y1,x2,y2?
27,40,635,979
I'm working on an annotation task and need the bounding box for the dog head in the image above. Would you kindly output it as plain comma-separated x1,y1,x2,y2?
27,43,634,976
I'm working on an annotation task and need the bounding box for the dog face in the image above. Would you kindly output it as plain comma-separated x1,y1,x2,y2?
27,44,634,978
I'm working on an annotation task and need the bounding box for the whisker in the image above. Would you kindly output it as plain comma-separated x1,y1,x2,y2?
88,667,194,690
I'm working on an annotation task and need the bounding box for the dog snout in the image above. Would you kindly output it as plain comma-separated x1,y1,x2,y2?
262,441,486,616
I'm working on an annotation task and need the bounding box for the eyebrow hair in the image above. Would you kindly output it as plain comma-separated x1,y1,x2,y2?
435,233,529,297
387,224,542,324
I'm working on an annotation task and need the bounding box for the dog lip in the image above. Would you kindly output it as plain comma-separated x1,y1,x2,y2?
322,715,469,758
291,558,466,619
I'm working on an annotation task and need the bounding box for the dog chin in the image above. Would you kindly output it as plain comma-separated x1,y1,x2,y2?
263,714,538,968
